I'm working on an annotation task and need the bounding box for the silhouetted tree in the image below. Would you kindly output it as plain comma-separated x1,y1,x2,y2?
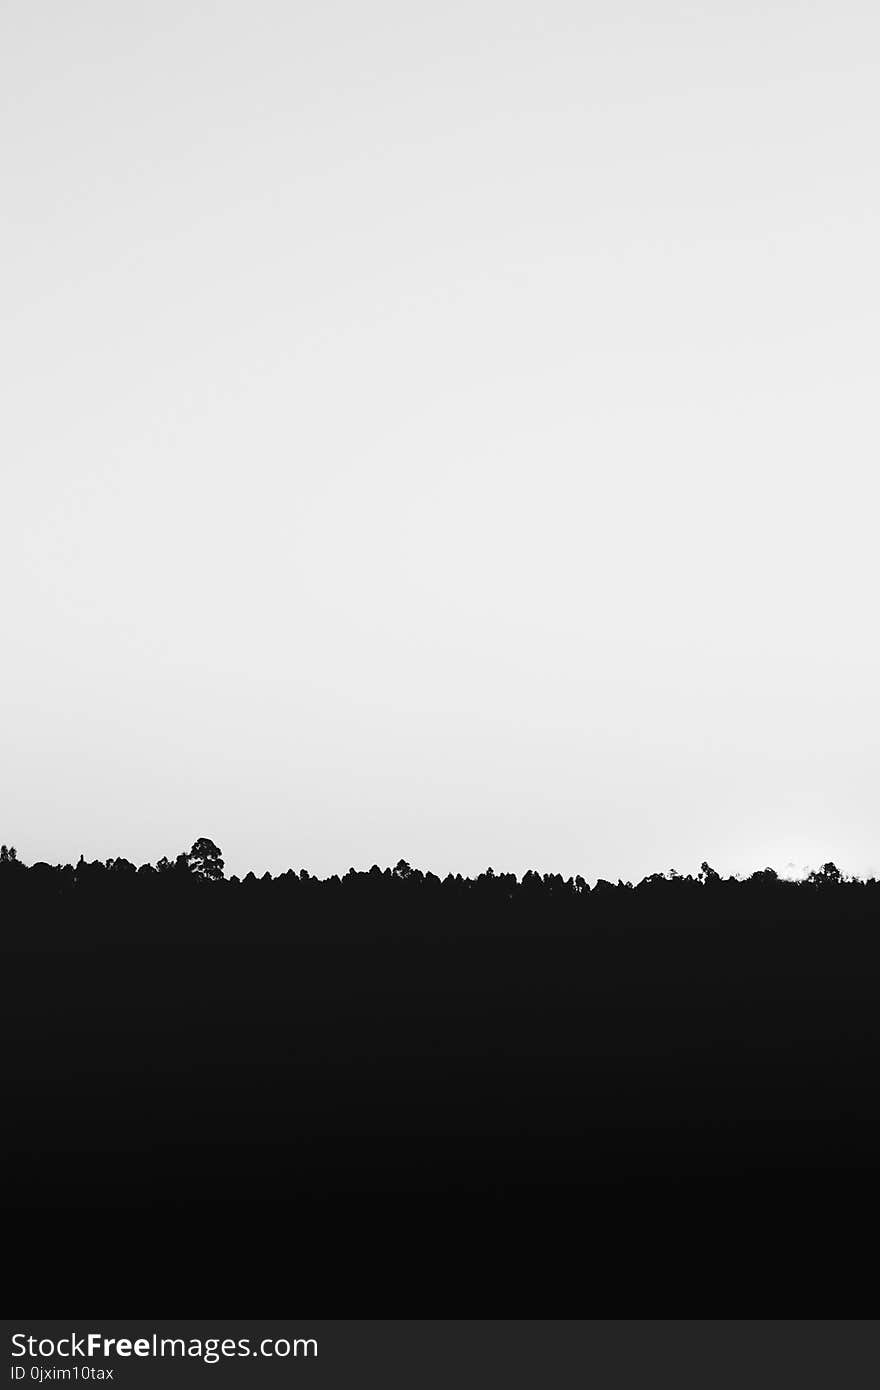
808,861,842,887
186,838,225,882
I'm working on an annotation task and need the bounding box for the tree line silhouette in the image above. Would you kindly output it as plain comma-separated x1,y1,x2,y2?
5,836,880,1310
0,835,870,914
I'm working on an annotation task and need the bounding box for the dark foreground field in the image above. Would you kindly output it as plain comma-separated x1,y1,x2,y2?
4,855,880,1310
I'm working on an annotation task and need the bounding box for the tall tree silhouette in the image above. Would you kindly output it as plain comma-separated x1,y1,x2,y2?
186,837,225,881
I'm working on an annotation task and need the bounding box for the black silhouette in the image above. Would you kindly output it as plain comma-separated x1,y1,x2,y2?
4,838,880,1311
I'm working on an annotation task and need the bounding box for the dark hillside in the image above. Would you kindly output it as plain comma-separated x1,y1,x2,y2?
4,848,879,1309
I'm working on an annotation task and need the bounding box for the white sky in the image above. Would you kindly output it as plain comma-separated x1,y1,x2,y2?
3,1,879,879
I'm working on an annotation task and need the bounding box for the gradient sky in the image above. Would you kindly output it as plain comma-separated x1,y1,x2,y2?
3,1,879,880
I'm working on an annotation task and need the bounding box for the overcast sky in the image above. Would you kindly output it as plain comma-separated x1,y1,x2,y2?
3,1,879,880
